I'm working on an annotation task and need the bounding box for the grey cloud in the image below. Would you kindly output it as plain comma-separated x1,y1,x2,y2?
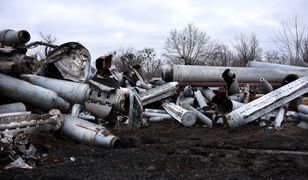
1,0,307,59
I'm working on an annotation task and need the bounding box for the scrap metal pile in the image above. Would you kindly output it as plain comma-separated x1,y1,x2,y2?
0,29,308,169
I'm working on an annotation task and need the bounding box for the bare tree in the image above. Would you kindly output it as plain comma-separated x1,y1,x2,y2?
207,43,237,66
264,51,288,64
274,17,308,66
26,32,57,60
113,47,163,81
302,37,308,64
40,32,57,56
163,24,218,65
233,32,262,66
113,47,140,72
135,48,164,80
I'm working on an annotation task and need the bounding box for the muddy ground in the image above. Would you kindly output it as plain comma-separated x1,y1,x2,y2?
0,121,308,180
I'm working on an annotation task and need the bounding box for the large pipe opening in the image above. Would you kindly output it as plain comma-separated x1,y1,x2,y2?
283,74,299,85
18,30,31,43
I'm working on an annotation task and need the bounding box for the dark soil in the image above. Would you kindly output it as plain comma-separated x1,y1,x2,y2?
0,121,308,180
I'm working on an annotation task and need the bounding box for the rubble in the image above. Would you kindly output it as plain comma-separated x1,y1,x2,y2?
21,74,89,104
181,102,212,127
259,78,273,94
225,75,308,128
61,115,119,148
274,104,289,130
140,82,178,105
44,42,96,82
0,29,307,171
162,102,197,127
0,109,63,153
5,157,33,169
193,89,208,109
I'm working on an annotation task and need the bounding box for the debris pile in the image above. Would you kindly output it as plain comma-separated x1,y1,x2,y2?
0,29,308,169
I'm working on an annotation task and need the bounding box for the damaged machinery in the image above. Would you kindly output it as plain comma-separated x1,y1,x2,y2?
1,28,308,169
0,109,63,153
0,29,124,157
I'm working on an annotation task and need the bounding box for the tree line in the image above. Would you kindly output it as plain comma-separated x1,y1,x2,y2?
113,18,307,81
33,18,308,81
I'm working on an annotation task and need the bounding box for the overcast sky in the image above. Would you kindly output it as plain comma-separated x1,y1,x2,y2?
1,0,307,59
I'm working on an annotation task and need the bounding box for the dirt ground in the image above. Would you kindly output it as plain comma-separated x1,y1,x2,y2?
0,120,308,180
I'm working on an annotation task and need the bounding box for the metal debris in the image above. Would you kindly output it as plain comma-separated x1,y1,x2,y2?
274,104,288,130
5,157,33,169
140,82,178,105
259,78,273,94
1,28,308,170
143,108,173,120
162,102,197,127
60,115,119,148
226,75,308,128
45,42,96,82
194,90,208,109
164,65,308,87
0,109,63,152
0,73,70,112
0,29,31,48
181,102,212,128
222,69,240,96
0,102,26,114
21,74,89,104
297,121,308,129
128,90,143,128
246,61,308,71
298,104,308,114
